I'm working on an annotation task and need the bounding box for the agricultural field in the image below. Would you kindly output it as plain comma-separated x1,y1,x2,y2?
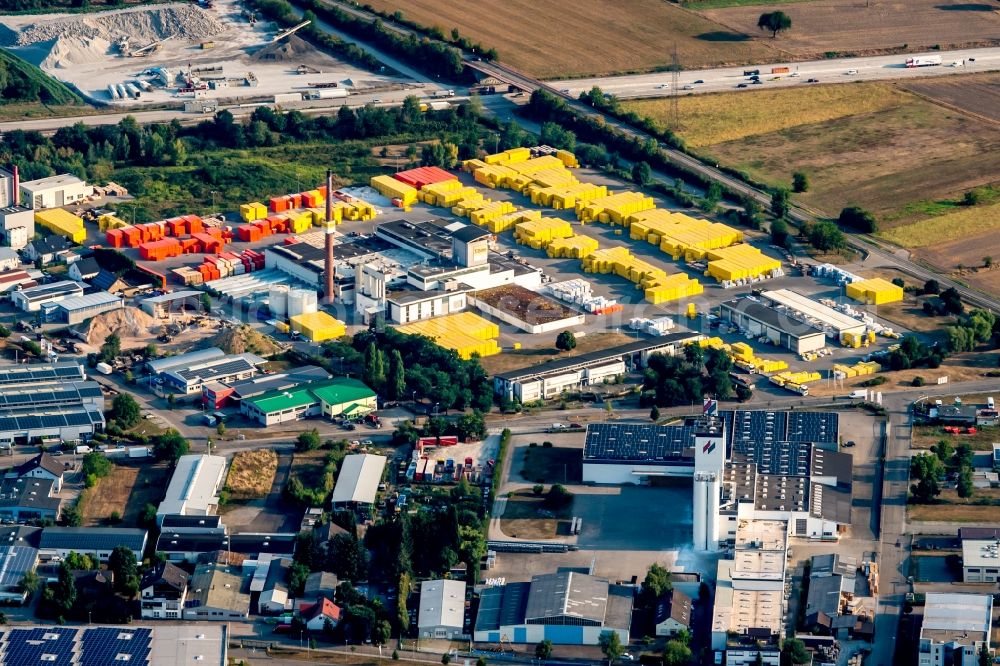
362,0,776,78
79,462,172,527
908,488,1000,523
901,72,1000,124
625,82,1000,219
225,449,278,500
700,0,1000,59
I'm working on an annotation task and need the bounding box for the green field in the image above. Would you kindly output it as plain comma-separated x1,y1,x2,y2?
878,201,1000,249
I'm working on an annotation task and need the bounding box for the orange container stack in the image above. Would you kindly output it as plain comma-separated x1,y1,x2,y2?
139,238,182,261
105,228,125,248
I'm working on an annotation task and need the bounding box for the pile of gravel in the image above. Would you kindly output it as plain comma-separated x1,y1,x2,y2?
15,4,227,46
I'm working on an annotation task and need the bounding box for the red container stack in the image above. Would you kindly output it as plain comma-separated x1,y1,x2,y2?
394,166,455,190
105,228,125,248
139,238,182,261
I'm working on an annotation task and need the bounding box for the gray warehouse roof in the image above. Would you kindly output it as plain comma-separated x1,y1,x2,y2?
331,454,387,505
147,347,226,375
39,527,147,553
54,291,122,312
525,571,608,625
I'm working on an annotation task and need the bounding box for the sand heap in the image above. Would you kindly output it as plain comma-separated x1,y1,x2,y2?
14,5,227,47
82,306,157,345
41,35,113,69
207,324,282,356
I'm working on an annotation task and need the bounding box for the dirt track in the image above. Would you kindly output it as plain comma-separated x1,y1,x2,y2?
701,0,1000,58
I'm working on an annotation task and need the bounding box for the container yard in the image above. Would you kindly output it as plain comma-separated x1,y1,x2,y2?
845,277,904,305
289,311,346,342
35,208,86,244
396,312,501,360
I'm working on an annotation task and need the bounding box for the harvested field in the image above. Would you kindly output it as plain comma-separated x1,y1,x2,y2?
225,449,278,499
499,490,574,540
624,83,905,148
363,0,776,78
479,331,634,375
908,498,1000,523
700,0,1000,59
79,462,171,527
901,72,1000,124
691,86,1000,217
878,202,1000,248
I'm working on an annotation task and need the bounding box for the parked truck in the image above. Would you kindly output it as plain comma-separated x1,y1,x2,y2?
906,56,942,68
306,88,348,100
128,447,151,458
432,89,455,98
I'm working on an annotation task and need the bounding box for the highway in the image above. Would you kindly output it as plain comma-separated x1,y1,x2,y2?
550,47,1000,98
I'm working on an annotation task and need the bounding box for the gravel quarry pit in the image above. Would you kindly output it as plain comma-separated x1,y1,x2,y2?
0,0,406,106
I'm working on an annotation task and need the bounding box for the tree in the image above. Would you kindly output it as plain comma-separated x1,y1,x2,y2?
550,330,578,354
152,429,189,463
791,171,809,193
64,551,96,571
99,333,121,363
535,640,554,660
838,206,878,233
631,161,652,186
650,405,660,421
532,484,544,496
82,452,112,479
543,484,574,510
599,631,625,665
110,393,141,429
806,220,846,252
372,619,391,646
781,638,810,666
296,428,321,452
932,440,954,463
387,349,406,401
922,279,940,295
144,343,158,358
477,657,487,666
19,570,39,596
442,654,451,665
957,466,974,499
61,503,82,526
702,181,723,212
108,545,140,597
288,562,310,596
363,342,386,392
964,190,982,206
664,640,692,666
910,452,943,503
770,218,790,248
984,256,993,268
758,11,792,38
770,188,789,219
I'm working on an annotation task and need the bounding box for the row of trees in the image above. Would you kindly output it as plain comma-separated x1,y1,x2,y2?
911,441,976,503
641,346,748,408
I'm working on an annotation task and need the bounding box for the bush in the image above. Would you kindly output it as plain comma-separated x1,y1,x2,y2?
912,376,925,387
838,206,878,233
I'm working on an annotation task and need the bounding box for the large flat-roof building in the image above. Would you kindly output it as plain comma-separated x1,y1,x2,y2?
157,455,228,519
38,527,147,562
49,291,123,325
331,454,387,509
760,289,867,340
418,579,467,640
918,593,992,666
494,330,703,403
474,571,632,645
19,173,92,209
0,477,61,522
159,353,266,396
0,526,40,603
240,377,376,426
720,296,826,355
10,279,83,312
961,539,1000,583
0,369,104,447
183,562,250,621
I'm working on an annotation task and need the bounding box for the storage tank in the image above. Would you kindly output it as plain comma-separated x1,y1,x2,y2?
108,84,120,100
125,83,142,99
116,84,128,99
268,285,289,318
288,288,318,317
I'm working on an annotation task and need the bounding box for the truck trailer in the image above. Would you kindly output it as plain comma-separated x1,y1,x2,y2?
906,56,942,68
306,88,348,100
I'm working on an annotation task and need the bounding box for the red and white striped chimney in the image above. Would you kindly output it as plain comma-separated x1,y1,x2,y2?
324,169,335,305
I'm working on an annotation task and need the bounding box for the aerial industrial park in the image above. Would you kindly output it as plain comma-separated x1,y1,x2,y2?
0,0,998,664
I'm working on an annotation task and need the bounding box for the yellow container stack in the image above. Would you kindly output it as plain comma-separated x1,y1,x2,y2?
845,278,904,305
396,312,501,360
704,245,782,282
470,201,518,228
482,147,532,165
240,202,268,223
530,182,609,209
289,312,347,342
35,208,85,244
644,273,705,304
626,209,744,261
581,247,702,304
546,235,600,259
513,217,575,249
770,371,822,386
288,211,313,234
98,214,129,232
370,175,418,207
420,179,468,206
576,192,655,225
832,361,881,378
556,149,579,168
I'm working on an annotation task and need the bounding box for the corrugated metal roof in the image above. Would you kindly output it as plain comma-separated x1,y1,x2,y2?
55,291,122,312
419,579,466,630
330,454,387,505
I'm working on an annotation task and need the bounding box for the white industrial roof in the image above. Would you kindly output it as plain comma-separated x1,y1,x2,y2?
147,347,226,375
147,623,226,666
330,454,387,505
921,593,992,642
762,289,866,333
963,539,1000,568
418,579,466,630
19,173,86,191
157,454,228,516
55,291,122,311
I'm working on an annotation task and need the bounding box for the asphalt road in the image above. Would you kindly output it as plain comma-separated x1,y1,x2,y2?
550,47,1000,98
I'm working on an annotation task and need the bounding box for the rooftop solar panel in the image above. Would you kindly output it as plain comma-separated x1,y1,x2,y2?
584,423,697,462
4,627,77,666
0,544,40,587
80,627,152,666
174,358,255,382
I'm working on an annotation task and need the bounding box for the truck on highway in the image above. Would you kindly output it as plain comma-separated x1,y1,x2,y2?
771,66,790,74
743,69,760,76
906,56,942,68
432,89,455,98
306,88,348,100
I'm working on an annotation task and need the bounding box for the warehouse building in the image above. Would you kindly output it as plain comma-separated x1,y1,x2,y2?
141,290,203,318
0,268,41,294
157,454,228,519
146,348,267,396
0,361,85,386
961,540,1000,583
419,579,467,640
918,593,992,666
494,331,703,403
38,527,147,562
202,365,330,409
10,279,83,312
474,571,632,645
331,454,387,509
760,289,866,340
0,374,105,446
183,562,250,621
49,291,123,324
19,173,92,210
0,526,40,603
240,377,377,426
470,284,585,334
720,296,827,355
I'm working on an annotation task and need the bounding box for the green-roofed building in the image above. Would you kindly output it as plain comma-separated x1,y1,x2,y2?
240,377,377,426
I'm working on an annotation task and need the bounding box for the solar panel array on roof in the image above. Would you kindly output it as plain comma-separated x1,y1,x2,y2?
0,382,101,411
174,358,256,382
728,410,838,447
80,627,152,666
0,544,40,587
584,423,697,462
0,408,102,433
733,440,812,476
0,363,84,386
4,627,77,666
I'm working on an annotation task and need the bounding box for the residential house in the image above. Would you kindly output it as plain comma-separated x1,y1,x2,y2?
654,589,692,638
8,453,65,492
0,247,20,272
0,477,61,522
68,257,100,283
140,561,189,620
23,236,73,265
299,571,338,611
182,562,250,621
258,558,291,615
303,597,342,632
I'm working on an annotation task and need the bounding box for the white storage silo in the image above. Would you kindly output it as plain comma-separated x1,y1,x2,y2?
288,289,318,317
268,285,289,318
